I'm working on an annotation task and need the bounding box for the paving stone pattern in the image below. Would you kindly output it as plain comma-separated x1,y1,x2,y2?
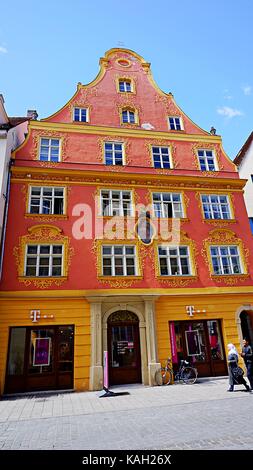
0,378,253,450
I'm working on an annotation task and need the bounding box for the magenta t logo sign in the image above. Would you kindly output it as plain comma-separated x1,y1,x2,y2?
30,310,41,322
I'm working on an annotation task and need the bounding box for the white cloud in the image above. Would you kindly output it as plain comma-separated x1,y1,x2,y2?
0,46,7,54
217,106,244,118
242,85,252,96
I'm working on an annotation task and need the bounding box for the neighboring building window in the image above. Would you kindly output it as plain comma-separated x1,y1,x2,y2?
152,146,172,169
198,149,217,171
39,138,60,162
25,245,63,277
104,142,124,165
249,218,253,234
168,116,183,131
201,195,231,220
29,187,64,215
101,190,132,216
122,109,136,124
73,107,88,122
119,80,132,92
102,245,137,276
152,193,184,218
210,245,242,275
158,245,191,276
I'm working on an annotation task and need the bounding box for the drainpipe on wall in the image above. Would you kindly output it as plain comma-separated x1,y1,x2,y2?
0,158,13,280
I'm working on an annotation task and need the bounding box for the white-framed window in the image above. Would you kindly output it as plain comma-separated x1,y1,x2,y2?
152,146,172,169
152,193,184,218
25,244,64,277
102,245,137,276
168,116,183,131
198,149,218,171
73,107,89,122
29,187,64,215
101,190,133,216
104,142,124,165
201,195,231,220
158,245,191,276
210,245,242,275
39,138,60,162
119,80,132,92
122,109,136,124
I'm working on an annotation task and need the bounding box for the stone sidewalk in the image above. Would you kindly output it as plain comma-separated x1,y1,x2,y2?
0,378,253,449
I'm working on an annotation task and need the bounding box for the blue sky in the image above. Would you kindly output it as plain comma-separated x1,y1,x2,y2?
1,0,252,159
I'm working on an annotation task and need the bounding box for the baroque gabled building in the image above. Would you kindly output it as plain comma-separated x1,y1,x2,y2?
1,48,253,395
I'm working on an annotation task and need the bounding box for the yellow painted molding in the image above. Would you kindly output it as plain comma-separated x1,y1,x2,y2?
11,166,246,190
1,286,253,298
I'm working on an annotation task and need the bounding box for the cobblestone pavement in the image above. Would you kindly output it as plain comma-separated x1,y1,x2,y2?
0,378,253,450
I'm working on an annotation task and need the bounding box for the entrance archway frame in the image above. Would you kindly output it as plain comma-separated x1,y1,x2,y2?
87,295,161,390
236,304,253,345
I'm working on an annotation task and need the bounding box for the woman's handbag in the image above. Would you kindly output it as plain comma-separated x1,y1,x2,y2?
233,366,244,379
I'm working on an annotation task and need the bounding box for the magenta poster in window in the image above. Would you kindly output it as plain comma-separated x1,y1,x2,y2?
169,322,178,364
33,338,51,366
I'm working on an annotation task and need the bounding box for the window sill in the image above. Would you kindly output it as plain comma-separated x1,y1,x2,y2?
204,218,236,224
157,275,197,280
98,275,143,280
25,213,68,219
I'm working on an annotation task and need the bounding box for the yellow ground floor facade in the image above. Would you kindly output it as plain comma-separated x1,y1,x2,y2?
0,288,253,395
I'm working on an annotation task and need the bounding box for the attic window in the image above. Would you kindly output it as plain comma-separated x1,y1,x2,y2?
168,116,183,131
117,58,131,67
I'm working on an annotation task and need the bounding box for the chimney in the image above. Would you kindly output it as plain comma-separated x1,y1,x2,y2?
27,110,38,120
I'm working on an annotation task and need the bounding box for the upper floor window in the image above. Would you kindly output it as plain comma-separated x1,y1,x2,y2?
29,187,64,215
122,109,137,124
25,244,63,277
152,146,172,169
201,195,231,220
102,245,137,276
101,190,132,216
119,80,132,92
39,138,60,162
198,149,218,171
168,116,183,131
152,193,184,218
210,245,242,275
73,107,88,122
104,142,124,165
158,245,191,276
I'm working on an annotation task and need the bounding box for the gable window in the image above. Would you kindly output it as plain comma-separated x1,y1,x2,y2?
25,244,63,277
158,245,191,276
29,187,64,215
73,107,88,122
102,245,137,276
104,142,124,165
152,146,172,169
152,193,184,218
210,245,242,275
201,195,231,220
122,109,136,124
198,149,218,171
168,116,183,131
101,190,132,216
119,80,132,92
39,138,60,162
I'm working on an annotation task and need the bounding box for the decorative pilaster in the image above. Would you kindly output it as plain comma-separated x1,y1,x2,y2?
86,297,103,391
143,296,161,385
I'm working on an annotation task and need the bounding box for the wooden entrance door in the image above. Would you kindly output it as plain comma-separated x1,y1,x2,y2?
108,312,142,385
5,325,74,394
171,320,227,377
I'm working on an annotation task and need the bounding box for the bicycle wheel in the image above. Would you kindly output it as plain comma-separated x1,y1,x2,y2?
155,368,163,386
161,368,172,385
181,367,197,384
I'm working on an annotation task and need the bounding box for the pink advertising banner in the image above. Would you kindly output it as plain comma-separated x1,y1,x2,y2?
169,322,178,364
33,338,51,366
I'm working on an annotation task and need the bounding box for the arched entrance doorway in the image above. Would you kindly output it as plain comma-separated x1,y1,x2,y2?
240,310,253,344
107,311,142,385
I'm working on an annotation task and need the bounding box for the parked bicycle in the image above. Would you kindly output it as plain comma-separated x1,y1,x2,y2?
155,358,198,385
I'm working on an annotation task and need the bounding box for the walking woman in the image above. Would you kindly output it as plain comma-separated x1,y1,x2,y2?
227,343,250,392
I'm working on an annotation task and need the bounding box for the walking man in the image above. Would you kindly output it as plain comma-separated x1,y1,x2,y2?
241,338,253,391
